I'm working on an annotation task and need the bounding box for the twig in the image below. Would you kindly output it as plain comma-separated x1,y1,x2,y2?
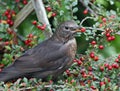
80,17,93,26
18,84,66,91
89,1,100,11
85,27,104,31
78,0,98,17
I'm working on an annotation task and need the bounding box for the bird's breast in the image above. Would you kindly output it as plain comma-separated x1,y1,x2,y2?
66,38,77,59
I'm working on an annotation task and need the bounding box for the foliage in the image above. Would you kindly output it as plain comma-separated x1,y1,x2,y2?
0,0,120,90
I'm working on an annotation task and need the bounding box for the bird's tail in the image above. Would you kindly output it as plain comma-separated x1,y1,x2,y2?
0,65,21,82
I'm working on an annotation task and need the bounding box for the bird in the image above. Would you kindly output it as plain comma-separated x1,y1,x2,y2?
0,20,80,82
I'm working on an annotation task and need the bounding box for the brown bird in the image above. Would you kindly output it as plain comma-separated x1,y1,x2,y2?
0,20,80,82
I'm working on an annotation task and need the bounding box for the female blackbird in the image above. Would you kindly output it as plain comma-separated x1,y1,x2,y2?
0,20,80,82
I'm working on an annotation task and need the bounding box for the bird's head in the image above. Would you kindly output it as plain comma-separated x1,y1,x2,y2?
53,20,80,42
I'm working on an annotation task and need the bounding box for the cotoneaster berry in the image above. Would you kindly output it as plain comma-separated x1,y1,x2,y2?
100,82,105,86
94,56,99,61
46,6,52,12
91,40,96,45
89,52,95,58
100,66,104,71
80,27,86,32
102,18,106,22
99,45,104,50
83,9,88,14
32,20,37,25
52,12,57,17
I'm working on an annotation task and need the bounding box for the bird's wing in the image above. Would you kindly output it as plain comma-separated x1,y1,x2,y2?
13,40,68,73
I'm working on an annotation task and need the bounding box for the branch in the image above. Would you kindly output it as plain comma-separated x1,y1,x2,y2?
12,0,34,29
32,0,53,38
79,0,98,17
80,17,93,26
85,27,104,31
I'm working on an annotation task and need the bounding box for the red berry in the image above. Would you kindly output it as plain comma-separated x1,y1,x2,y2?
24,39,32,45
112,63,119,69
105,32,110,37
91,40,96,45
80,81,85,86
73,59,77,62
104,63,109,67
27,34,33,38
100,66,104,71
111,36,115,40
52,12,57,17
88,71,93,76
91,86,96,90
9,20,14,26
80,27,86,32
107,36,112,41
4,11,9,16
108,65,112,70
89,52,95,58
37,25,41,29
66,70,70,74
66,69,71,76
94,56,99,61
82,73,87,78
80,57,85,61
46,6,52,12
4,41,10,45
40,24,46,30
88,66,92,71
102,18,106,22
40,26,45,30
7,14,12,19
7,19,11,24
80,69,85,74
118,55,120,59
107,78,111,82
100,82,105,86
71,79,75,83
23,0,28,5
83,9,88,14
11,10,16,15
32,20,37,25
77,60,82,66
0,38,2,41
99,23,103,27
99,45,104,50
115,58,119,63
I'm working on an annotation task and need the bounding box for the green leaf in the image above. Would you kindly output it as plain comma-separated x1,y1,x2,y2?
72,8,78,13
47,12,52,18
72,1,78,6
65,6,70,10
5,46,11,51
23,77,28,84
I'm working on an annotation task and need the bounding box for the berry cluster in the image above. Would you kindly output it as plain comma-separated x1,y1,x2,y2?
32,20,46,31
2,9,16,27
46,6,57,17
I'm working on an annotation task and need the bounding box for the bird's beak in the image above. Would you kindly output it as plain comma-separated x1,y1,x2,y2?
74,29,81,32
73,26,81,33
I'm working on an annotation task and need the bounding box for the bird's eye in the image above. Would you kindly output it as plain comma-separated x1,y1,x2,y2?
65,26,69,30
